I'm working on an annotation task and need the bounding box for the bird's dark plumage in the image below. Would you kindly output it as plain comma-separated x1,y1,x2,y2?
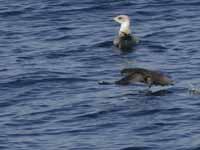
113,33,138,50
116,68,174,87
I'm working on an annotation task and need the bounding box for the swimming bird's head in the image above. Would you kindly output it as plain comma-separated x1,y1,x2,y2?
113,15,131,35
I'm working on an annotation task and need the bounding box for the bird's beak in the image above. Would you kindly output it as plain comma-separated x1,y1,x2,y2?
113,17,118,22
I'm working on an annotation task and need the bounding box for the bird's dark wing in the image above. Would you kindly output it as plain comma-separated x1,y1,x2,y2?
115,73,144,85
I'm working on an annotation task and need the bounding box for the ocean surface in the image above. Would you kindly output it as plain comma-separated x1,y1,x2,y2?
1,0,200,149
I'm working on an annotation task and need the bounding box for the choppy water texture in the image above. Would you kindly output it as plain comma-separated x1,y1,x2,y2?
1,0,200,150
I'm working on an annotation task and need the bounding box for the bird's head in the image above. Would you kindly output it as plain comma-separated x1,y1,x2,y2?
113,15,131,35
113,15,130,24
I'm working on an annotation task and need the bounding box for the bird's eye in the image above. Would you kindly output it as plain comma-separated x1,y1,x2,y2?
118,17,122,20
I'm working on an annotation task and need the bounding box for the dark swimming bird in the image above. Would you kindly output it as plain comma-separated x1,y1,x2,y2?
113,15,139,50
115,68,174,87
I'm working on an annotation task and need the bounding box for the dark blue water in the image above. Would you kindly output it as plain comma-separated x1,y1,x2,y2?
1,0,200,149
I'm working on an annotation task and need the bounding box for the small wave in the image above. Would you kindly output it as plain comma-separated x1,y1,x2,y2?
45,34,87,41
120,146,152,150
1,76,90,88
45,35,71,41
75,108,119,119
16,56,35,61
126,107,184,117
64,5,110,13
56,27,76,31
93,41,113,48
0,68,8,72
0,10,24,17
44,52,68,59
